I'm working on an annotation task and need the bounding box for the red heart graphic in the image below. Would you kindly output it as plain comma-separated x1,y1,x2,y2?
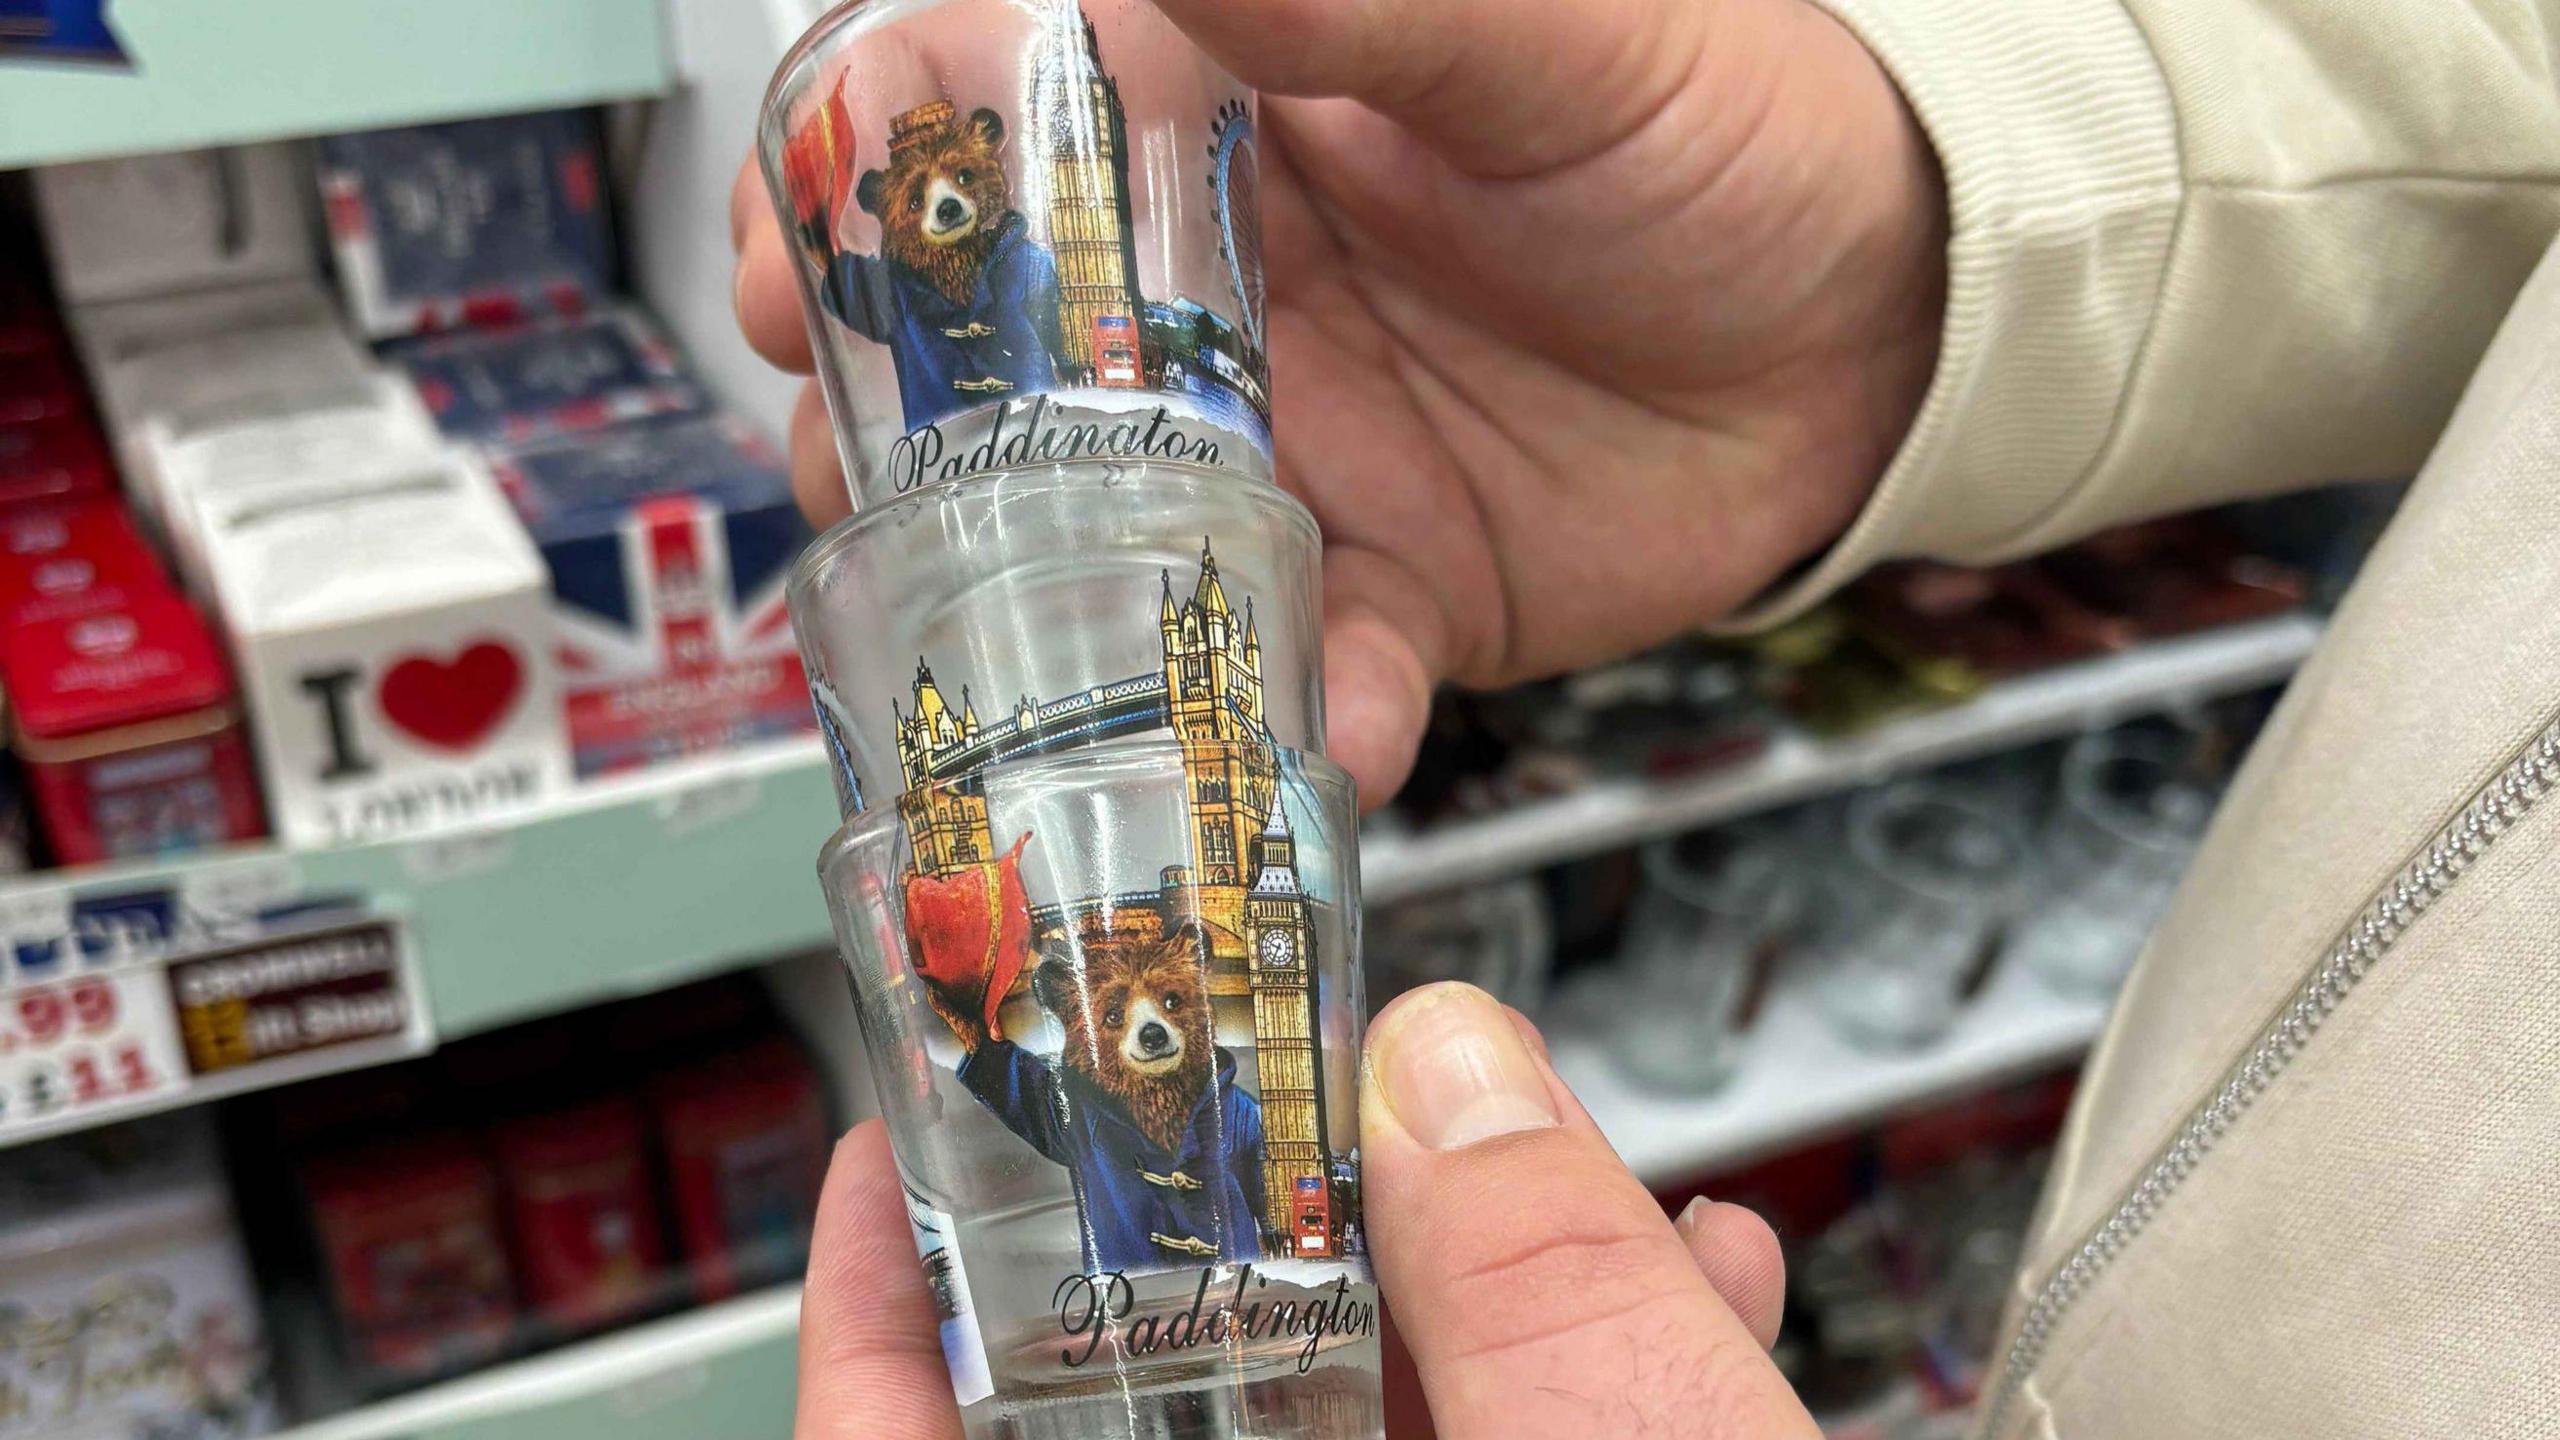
378,642,525,751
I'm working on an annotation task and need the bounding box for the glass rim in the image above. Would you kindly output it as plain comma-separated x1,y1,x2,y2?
1638,827,1799,921
2059,730,2216,855
817,732,1358,877
787,457,1319,608
1847,779,2027,905
758,0,880,142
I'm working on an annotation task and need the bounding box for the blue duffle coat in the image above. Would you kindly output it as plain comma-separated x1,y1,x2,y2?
822,213,1066,432
958,1039,1267,1275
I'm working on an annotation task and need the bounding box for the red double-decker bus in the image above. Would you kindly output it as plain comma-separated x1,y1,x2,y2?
1292,1175,1333,1256
1091,314,1142,388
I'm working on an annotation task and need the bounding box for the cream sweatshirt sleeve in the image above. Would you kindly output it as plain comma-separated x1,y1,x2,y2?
1741,0,2560,622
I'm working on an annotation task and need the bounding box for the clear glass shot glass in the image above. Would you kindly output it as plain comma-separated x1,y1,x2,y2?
761,0,1275,508
821,735,1381,1437
2006,730,2217,997
1363,879,1552,1017
1609,826,1801,1094
1810,780,2028,1051
789,457,1322,818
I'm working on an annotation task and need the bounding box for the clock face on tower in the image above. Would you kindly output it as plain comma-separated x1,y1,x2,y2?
1258,928,1296,970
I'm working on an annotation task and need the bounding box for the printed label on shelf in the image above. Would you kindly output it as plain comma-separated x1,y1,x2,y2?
0,969,188,1139
0,875,368,986
653,769,764,838
401,827,517,884
166,918,426,1078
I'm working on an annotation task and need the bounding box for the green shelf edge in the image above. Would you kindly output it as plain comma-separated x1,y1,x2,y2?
0,0,672,169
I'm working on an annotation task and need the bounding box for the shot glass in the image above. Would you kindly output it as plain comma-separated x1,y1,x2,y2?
1363,878,1552,1016
1609,825,1801,1094
788,457,1323,818
1809,780,2028,1050
821,736,1381,1438
2005,730,2217,997
761,0,1274,507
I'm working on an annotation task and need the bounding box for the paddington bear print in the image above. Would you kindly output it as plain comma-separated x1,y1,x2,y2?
898,790,1354,1279
775,2,1277,480
790,96,1066,432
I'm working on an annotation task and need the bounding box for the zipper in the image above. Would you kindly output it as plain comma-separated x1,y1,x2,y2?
1981,715,2560,1435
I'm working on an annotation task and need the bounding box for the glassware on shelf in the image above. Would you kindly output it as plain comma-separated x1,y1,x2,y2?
2005,730,2218,997
1809,781,2028,1051
1600,825,1802,1094
1364,878,1552,1016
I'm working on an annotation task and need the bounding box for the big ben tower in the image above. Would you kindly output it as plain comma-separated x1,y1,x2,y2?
1163,541,1271,893
1032,5,1143,383
1245,791,1329,1255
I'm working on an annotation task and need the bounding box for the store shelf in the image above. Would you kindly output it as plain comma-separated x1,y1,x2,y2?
1362,613,2324,904
279,1286,801,1440
0,740,842,1149
1554,955,2111,1187
0,0,670,170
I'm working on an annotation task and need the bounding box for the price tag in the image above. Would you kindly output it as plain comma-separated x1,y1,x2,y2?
0,969,186,1138
166,919,426,1081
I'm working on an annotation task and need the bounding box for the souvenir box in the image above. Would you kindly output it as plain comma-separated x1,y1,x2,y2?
492,414,810,778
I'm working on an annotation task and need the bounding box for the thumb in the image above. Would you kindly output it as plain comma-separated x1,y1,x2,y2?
1360,985,1818,1437
1144,0,1715,176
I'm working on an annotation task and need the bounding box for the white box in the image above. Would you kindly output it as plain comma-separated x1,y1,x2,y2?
70,280,379,530
148,373,444,595
198,447,571,848
36,143,314,305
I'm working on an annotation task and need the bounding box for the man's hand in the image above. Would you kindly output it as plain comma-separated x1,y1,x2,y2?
735,0,1947,801
794,983,1815,1438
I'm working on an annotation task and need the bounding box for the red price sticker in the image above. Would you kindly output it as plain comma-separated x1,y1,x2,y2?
0,970,186,1138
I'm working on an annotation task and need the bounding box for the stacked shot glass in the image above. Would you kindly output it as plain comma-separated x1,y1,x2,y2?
762,2,1383,1436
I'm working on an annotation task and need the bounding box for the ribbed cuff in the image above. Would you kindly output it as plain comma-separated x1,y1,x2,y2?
1729,0,2184,626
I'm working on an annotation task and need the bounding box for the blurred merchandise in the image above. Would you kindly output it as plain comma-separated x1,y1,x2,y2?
0,0,127,65
2,595,265,865
1608,825,1800,1094
492,412,813,777
0,498,168,627
196,446,570,848
260,977,832,1405
387,306,704,444
33,145,313,307
2004,730,2220,996
490,1098,669,1335
1808,782,2029,1051
70,281,387,544
0,1114,277,1439
651,1039,831,1302
1363,877,1551,1015
300,1134,518,1388
317,112,618,339
0,299,111,510
1393,643,1774,822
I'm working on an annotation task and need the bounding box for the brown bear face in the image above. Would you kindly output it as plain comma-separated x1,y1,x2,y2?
1037,915,1218,1152
857,106,1013,302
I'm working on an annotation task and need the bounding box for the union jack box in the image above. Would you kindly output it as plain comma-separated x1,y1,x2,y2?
491,414,813,778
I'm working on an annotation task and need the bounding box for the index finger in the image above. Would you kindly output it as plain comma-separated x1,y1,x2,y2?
733,152,820,375
795,1122,965,1440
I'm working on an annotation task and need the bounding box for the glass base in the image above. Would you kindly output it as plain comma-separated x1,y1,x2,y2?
967,1352,1385,1439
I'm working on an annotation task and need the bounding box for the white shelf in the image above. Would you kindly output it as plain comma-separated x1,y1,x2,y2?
1363,614,2324,904
1554,956,2109,1187
278,1287,801,1440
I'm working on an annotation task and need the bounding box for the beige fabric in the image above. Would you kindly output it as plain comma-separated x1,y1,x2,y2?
1751,0,2560,624
1771,0,2560,1432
